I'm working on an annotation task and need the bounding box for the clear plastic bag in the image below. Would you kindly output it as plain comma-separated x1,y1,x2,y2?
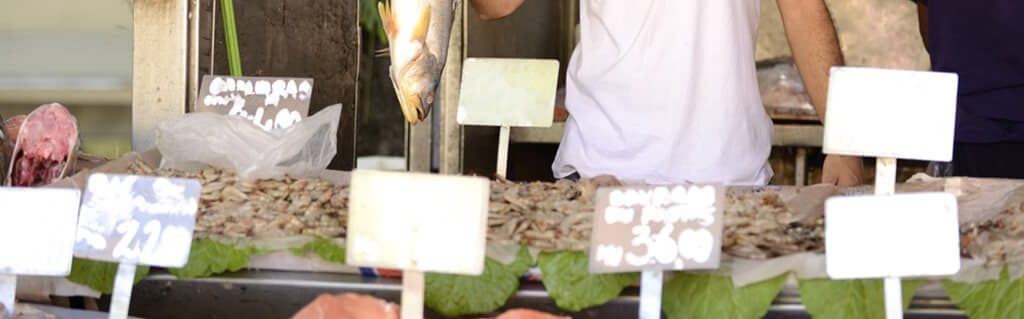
155,104,342,180
757,59,813,111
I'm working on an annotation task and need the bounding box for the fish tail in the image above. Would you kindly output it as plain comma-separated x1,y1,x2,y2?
378,1,395,40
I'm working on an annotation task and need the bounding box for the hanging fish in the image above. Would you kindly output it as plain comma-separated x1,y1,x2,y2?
378,0,457,124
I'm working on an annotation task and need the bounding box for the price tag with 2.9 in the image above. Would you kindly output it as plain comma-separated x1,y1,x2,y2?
74,174,201,267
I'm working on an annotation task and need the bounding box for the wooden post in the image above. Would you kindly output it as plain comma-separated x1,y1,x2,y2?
132,0,189,151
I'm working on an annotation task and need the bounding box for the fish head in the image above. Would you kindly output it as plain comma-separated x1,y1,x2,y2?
390,52,438,123
379,1,439,124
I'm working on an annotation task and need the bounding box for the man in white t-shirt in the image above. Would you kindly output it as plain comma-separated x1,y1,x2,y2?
471,0,864,186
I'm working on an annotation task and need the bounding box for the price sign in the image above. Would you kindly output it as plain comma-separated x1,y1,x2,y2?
457,58,559,128
197,75,314,131
589,185,724,273
588,184,724,319
346,170,489,319
823,67,958,162
347,170,489,275
73,173,200,319
456,58,559,178
0,188,81,316
74,174,201,267
826,193,961,279
74,174,200,267
822,66,960,319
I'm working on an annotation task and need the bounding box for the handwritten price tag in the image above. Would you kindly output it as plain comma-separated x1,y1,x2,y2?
74,174,201,267
197,75,313,131
589,185,724,273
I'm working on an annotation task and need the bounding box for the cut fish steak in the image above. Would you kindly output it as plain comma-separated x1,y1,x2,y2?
7,104,78,187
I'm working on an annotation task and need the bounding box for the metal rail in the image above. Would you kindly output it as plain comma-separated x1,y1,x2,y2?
128,270,966,319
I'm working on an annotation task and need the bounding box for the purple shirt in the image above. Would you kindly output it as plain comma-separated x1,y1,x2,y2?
919,0,1024,142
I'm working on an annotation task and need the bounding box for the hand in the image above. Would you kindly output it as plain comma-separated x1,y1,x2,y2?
822,155,865,186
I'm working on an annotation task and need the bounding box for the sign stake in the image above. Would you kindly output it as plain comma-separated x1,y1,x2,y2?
401,270,425,319
883,276,902,319
875,157,901,318
496,126,511,178
456,58,560,179
109,263,137,319
639,270,663,319
0,274,15,317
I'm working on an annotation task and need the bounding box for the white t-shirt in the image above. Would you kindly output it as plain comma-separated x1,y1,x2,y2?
552,0,773,186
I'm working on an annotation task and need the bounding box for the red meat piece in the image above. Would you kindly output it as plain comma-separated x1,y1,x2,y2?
291,293,400,319
10,103,77,187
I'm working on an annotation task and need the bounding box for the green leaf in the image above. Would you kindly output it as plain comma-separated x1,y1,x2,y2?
799,278,926,319
290,238,346,264
663,272,788,319
944,268,1024,319
66,258,150,294
169,239,261,279
425,248,534,317
537,251,639,312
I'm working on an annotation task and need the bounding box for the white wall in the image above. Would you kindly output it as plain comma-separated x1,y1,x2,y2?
0,0,132,105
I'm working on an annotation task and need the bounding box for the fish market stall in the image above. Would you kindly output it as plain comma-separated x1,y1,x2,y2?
4,1,1023,319
20,118,1024,318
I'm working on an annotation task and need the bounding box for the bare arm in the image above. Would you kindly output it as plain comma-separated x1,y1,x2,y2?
777,0,843,123
778,0,864,186
469,0,526,20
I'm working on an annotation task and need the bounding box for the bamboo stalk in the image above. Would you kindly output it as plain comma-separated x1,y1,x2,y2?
220,0,242,76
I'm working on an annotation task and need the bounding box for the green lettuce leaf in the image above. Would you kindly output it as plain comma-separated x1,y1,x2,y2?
663,272,788,319
799,278,926,319
944,268,1024,319
169,239,261,279
537,251,639,312
66,258,151,294
425,248,533,318
290,238,346,264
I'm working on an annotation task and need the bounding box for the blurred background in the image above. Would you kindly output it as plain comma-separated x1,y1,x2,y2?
0,0,133,158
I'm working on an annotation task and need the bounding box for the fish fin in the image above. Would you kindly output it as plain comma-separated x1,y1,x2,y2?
378,1,396,39
410,5,432,41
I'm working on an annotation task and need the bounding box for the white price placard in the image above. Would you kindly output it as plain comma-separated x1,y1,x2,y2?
826,192,961,279
457,58,559,128
0,188,81,275
0,187,81,317
823,67,959,161
74,174,201,268
346,170,490,275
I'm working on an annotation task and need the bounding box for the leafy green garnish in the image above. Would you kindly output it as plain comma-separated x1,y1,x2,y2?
169,239,261,279
425,248,533,317
944,267,1024,319
290,238,346,264
799,278,925,319
663,272,788,319
66,258,150,294
537,251,638,312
